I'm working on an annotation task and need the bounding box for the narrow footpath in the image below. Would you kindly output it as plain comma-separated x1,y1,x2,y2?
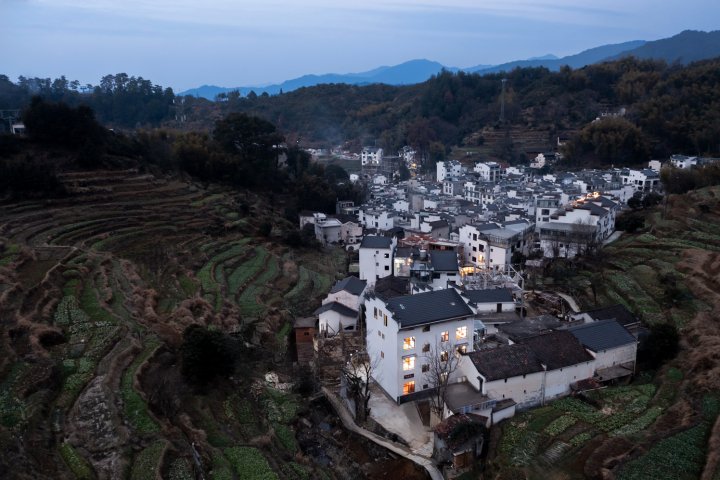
322,387,444,480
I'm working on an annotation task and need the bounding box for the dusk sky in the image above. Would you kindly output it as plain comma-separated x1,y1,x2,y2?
2,0,719,92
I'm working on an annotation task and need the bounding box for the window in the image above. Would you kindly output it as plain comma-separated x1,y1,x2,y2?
403,337,415,350
378,331,381,337
383,315,388,327
456,344,467,354
384,265,389,271
382,333,385,339
440,351,449,362
456,326,467,341
403,381,415,395
440,331,449,342
422,325,430,332
384,253,389,258
380,351,384,359
402,355,416,371
373,307,377,318
422,343,430,353
422,364,429,373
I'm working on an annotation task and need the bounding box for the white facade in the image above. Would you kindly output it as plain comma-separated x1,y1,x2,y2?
361,147,383,166
589,343,637,371
360,209,394,231
474,162,502,183
620,169,661,192
359,237,397,287
436,160,462,182
458,222,533,268
365,296,475,402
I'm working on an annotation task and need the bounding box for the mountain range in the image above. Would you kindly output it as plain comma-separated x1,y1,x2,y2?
180,30,720,100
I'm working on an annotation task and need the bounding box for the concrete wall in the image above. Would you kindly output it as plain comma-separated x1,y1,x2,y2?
593,343,637,370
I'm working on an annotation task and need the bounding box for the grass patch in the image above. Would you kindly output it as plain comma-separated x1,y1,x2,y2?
223,446,277,480
130,440,168,480
59,442,93,480
121,338,161,434
273,423,297,453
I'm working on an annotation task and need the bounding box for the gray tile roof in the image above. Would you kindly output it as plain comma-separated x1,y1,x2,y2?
461,288,514,304
520,331,594,370
329,276,367,296
469,344,545,381
569,319,636,351
386,288,474,328
360,236,392,249
580,304,638,327
430,251,459,272
313,302,358,317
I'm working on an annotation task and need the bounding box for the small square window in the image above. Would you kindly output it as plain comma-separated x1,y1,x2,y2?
440,351,449,362
422,364,429,373
441,331,449,342
422,343,430,353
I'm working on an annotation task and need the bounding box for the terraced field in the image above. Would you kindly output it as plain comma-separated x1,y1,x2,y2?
0,170,346,479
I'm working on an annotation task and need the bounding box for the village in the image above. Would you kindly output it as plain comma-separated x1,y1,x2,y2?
293,148,719,478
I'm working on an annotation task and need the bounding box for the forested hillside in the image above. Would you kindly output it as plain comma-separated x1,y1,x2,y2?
3,57,720,167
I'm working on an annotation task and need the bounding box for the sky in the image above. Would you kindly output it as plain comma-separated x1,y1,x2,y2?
1,0,719,92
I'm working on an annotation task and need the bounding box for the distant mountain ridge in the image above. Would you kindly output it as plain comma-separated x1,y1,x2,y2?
180,29,720,99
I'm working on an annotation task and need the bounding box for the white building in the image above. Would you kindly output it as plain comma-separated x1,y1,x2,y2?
458,330,595,410
473,162,502,183
569,319,637,376
361,147,383,166
315,276,367,336
359,209,394,231
359,236,397,287
458,220,534,269
620,169,661,192
437,160,463,182
365,288,476,403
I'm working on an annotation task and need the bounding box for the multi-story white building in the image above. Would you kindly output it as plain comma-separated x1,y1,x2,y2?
619,168,661,192
473,162,502,183
436,160,463,182
361,147,383,166
365,288,476,403
315,276,367,336
359,236,397,287
458,220,534,268
359,208,394,231
537,194,618,258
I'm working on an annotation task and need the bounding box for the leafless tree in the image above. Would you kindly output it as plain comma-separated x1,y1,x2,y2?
423,341,461,420
341,349,377,424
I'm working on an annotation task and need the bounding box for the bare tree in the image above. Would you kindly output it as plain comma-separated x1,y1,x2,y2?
423,341,461,421
341,349,377,424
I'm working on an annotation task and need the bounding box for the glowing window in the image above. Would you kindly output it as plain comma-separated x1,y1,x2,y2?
403,381,415,395
402,356,416,371
440,351,449,362
457,344,468,354
456,326,467,341
440,331,449,342
403,337,415,350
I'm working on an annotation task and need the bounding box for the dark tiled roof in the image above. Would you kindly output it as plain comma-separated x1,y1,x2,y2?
521,331,594,370
374,275,410,301
430,250,459,272
580,304,638,327
313,302,358,317
461,288,514,304
329,276,367,296
469,344,545,381
569,319,636,351
360,236,392,249
386,288,473,328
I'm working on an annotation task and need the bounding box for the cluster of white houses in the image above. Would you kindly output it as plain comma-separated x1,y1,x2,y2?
297,153,720,429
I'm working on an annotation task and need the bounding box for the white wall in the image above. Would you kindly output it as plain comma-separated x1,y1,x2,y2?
365,296,475,402
359,245,394,287
544,362,594,400
592,344,637,371
324,290,362,310
319,311,356,335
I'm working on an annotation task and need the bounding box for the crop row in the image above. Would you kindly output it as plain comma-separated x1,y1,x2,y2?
121,338,161,434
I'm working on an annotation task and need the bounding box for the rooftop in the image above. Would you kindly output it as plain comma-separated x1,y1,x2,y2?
520,330,594,370
461,288,514,305
569,319,637,351
329,276,367,296
469,344,545,381
385,288,474,328
360,235,393,249
313,302,358,318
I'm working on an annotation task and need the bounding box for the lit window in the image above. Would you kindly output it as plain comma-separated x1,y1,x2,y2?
402,355,416,371
440,331,449,342
403,337,415,350
384,315,388,327
403,381,415,395
456,326,467,341
440,351,449,362
456,344,467,354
